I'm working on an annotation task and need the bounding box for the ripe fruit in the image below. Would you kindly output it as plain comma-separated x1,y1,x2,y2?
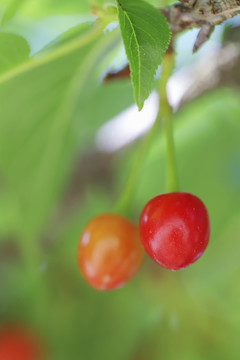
77,213,144,290
139,192,210,270
0,325,42,360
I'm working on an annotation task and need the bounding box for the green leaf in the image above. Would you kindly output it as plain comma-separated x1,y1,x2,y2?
0,32,30,74
0,25,120,244
1,0,27,24
117,0,171,110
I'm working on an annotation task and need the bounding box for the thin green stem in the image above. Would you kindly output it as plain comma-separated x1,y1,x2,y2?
114,52,178,217
158,53,179,193
114,118,160,217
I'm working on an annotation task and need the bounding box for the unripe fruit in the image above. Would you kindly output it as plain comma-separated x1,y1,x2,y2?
139,192,210,270
77,213,144,290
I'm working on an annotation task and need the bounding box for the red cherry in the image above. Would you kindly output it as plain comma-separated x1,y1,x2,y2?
77,213,144,290
0,325,42,360
139,192,210,270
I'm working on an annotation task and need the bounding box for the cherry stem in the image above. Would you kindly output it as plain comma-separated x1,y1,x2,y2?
158,52,179,193
114,117,160,217
114,52,178,217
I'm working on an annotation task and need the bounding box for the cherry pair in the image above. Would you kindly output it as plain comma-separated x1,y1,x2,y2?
77,192,210,290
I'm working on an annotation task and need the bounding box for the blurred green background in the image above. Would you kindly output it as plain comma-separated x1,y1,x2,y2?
0,0,240,359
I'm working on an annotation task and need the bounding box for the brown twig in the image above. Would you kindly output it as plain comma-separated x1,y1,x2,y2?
161,0,240,52
103,65,130,83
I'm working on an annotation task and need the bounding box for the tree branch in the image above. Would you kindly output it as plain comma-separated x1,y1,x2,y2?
176,43,240,109
161,0,240,51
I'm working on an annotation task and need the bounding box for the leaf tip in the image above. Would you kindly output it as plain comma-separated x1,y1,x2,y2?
137,98,144,111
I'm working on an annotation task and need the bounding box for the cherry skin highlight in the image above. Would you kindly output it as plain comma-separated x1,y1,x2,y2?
139,192,210,270
0,325,42,360
77,213,144,290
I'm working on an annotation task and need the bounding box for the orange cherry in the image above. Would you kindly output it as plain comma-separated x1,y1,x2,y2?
77,213,144,290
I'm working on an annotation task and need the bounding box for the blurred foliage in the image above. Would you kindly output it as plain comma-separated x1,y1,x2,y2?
0,32,30,73
0,0,240,360
0,0,175,20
